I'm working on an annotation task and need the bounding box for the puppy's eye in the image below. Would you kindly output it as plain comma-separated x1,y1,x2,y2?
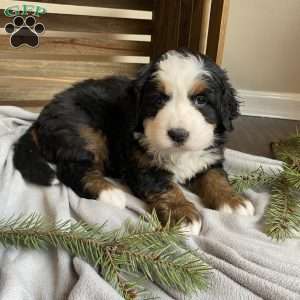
156,92,169,104
192,94,207,107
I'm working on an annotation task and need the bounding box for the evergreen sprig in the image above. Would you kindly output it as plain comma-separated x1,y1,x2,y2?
0,213,210,299
282,164,300,191
229,132,300,241
229,166,278,193
271,130,300,167
264,179,300,240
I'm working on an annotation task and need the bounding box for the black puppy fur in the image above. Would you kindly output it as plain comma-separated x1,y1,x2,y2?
14,49,251,230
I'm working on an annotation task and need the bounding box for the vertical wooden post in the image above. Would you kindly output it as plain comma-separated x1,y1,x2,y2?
151,0,181,59
188,0,205,51
151,0,205,60
206,0,230,64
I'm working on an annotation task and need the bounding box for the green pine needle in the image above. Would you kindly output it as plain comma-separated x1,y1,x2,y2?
264,179,300,241
0,212,210,299
283,164,300,191
229,166,278,193
272,131,300,167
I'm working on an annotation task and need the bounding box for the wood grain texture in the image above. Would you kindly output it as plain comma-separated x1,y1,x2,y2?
228,116,300,158
151,0,205,59
189,0,205,51
0,59,140,79
0,78,74,103
178,0,205,51
27,0,154,11
198,0,211,53
0,54,148,64
0,100,50,107
0,35,151,57
0,59,140,103
178,0,194,48
21,106,43,112
151,0,181,59
0,10,152,35
206,0,229,64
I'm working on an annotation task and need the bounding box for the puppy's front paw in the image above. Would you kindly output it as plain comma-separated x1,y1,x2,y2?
150,199,202,235
97,188,127,209
182,219,202,235
219,196,254,216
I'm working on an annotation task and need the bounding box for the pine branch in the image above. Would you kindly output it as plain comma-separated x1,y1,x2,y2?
228,131,300,242
265,131,300,240
229,166,278,193
283,164,300,191
230,166,300,240
0,213,210,299
272,132,300,167
264,177,300,240
229,130,300,241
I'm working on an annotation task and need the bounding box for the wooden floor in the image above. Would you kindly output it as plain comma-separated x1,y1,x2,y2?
227,116,300,158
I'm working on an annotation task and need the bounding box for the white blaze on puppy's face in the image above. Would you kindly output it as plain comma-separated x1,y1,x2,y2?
143,51,215,153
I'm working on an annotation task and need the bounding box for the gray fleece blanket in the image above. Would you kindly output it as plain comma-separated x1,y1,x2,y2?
0,106,299,300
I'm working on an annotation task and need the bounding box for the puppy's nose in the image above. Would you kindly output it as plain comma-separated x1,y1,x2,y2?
168,128,189,144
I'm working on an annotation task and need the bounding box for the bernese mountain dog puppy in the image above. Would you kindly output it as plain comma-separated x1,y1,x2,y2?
13,49,254,234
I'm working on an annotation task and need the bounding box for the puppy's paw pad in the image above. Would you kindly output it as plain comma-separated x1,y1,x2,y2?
97,189,127,209
182,218,202,235
220,200,254,216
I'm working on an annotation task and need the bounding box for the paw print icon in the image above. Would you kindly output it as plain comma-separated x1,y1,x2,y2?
5,16,45,48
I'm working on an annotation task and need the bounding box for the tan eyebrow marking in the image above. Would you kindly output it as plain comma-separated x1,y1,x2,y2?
189,80,207,96
155,78,172,96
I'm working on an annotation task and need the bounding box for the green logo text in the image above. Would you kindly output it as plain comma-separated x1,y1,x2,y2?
4,5,47,17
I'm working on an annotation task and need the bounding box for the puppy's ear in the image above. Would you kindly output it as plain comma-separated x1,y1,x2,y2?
220,80,239,131
123,63,153,132
133,63,153,97
203,54,239,131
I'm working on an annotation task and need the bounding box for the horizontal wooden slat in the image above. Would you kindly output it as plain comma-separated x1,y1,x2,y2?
0,54,149,64
1,4,152,20
0,35,151,57
21,106,43,112
0,100,50,107
0,59,140,80
26,0,154,11
0,59,141,102
0,29,151,42
0,10,152,34
0,78,77,102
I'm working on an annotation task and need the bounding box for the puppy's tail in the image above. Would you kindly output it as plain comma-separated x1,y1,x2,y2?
13,127,56,186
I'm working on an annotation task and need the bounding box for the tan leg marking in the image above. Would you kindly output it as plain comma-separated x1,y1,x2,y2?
131,149,201,233
79,126,128,208
31,128,39,147
148,183,201,233
82,168,113,197
79,126,111,197
79,126,108,166
191,169,254,215
82,167,126,209
132,148,153,168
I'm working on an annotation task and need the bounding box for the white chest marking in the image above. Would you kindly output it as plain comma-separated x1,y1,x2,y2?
154,149,222,184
